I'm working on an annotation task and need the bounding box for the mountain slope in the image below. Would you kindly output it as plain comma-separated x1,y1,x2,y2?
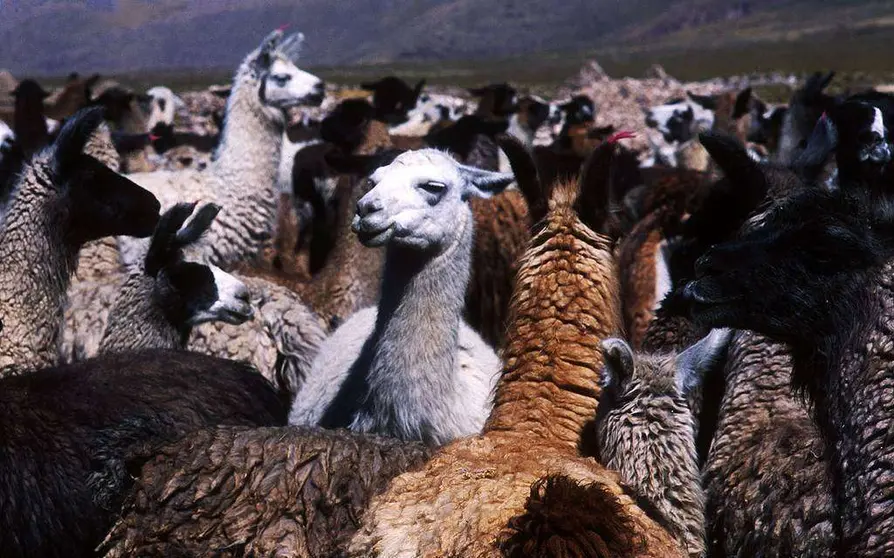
0,0,891,74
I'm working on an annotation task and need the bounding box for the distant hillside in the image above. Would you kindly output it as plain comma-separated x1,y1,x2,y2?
1,0,893,75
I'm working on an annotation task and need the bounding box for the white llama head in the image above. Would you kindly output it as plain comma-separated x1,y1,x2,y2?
352,149,514,251
250,29,325,111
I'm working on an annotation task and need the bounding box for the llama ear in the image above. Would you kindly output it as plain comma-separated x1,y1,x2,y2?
700,132,765,189
675,328,732,395
732,87,753,119
278,32,305,62
601,338,634,387
52,106,107,175
176,202,220,245
145,202,198,276
255,29,284,68
794,114,838,181
688,91,718,111
66,154,161,244
412,79,426,101
458,165,515,199
497,134,544,221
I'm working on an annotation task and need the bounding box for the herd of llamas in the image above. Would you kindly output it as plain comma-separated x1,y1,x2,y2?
1,27,894,557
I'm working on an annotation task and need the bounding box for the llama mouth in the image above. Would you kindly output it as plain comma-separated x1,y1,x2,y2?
681,280,739,307
220,305,255,325
355,225,394,247
352,217,394,246
301,92,325,107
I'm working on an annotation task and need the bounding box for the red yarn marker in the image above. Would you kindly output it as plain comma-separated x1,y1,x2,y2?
607,130,636,144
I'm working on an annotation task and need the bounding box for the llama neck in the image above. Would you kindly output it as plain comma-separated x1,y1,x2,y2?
0,180,77,375
599,387,705,558
803,262,894,555
486,218,621,452
201,67,282,267
359,209,473,443
99,273,183,354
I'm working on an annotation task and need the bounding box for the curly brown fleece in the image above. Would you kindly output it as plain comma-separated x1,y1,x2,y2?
98,426,430,557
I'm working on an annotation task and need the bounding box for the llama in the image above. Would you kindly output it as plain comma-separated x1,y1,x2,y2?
388,92,470,137
597,331,731,558
360,76,426,125
115,29,324,269
645,97,714,144
145,85,185,132
12,79,51,156
349,141,684,558
0,349,287,558
43,72,100,121
679,178,894,554
0,107,159,375
424,113,508,170
470,82,519,118
99,202,253,354
796,100,890,190
776,71,838,165
289,149,511,445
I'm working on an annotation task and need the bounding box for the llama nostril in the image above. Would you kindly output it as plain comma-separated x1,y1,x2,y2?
694,255,714,278
356,199,382,218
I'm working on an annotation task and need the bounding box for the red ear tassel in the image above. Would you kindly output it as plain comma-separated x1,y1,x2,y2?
607,130,636,144
276,23,291,32
149,134,160,142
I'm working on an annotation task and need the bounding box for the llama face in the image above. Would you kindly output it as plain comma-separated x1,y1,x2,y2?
645,100,713,143
176,264,254,326
680,191,890,340
145,86,185,131
852,105,890,163
353,149,514,251
261,57,325,110
559,95,595,127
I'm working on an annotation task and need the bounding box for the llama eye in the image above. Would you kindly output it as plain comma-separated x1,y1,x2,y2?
271,74,291,86
418,181,446,195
